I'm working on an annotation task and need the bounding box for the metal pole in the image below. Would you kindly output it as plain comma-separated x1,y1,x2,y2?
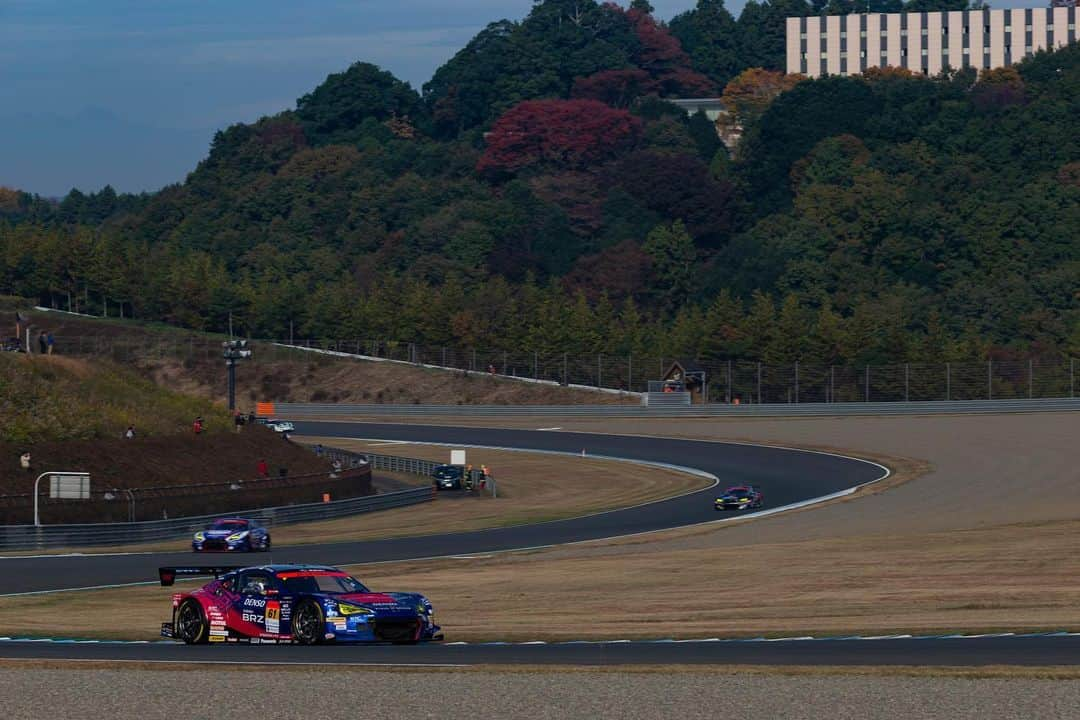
1072,357,1075,399
628,354,632,392
534,351,538,380
289,320,293,346
442,347,447,367
1028,358,1033,399
727,360,732,403
503,351,508,376
757,362,762,404
472,349,476,372
598,354,602,388
946,362,951,401
829,365,834,402
865,365,870,402
904,363,909,402
226,358,236,411
794,360,799,404
33,472,47,526
988,359,992,400
563,353,568,386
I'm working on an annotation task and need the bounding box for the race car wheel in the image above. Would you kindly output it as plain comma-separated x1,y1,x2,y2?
175,599,208,645
261,535,271,552
292,599,325,645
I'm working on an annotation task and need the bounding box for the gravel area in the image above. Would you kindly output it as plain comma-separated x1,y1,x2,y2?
2,667,1079,719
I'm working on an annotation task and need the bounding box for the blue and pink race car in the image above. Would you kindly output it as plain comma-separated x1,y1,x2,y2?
159,564,442,645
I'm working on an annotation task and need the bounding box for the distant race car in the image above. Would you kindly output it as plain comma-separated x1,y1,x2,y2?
193,517,271,552
159,564,443,645
431,464,464,490
714,485,764,511
265,419,295,433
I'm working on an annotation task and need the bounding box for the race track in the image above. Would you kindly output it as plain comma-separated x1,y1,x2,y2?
3,421,1078,666
0,422,883,594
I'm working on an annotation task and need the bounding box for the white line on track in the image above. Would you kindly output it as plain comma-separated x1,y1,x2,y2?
0,657,469,668
536,427,563,431
0,551,157,560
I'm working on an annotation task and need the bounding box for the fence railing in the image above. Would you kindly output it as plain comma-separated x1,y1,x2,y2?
0,465,374,525
274,398,1080,418
0,487,432,551
0,448,439,550
42,332,1078,404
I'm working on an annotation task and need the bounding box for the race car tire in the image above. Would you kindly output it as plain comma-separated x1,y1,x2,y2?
175,599,209,645
292,599,325,645
261,535,271,552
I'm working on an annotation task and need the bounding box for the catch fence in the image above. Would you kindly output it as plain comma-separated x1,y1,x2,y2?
0,449,440,550
39,333,1079,403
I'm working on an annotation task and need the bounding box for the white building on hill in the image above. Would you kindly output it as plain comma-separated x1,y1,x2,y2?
787,6,1077,78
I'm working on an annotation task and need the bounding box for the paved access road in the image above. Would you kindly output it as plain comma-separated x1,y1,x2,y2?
0,422,883,595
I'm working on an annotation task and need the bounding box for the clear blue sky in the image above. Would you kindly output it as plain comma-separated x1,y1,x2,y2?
0,1,1046,196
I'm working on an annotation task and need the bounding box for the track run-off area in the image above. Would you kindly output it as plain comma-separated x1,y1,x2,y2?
2,420,1078,666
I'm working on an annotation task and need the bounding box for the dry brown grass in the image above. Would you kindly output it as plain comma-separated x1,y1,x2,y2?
2,517,1077,643
143,354,634,408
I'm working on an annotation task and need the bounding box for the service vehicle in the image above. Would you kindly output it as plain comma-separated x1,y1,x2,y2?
159,564,442,645
714,485,764,511
192,517,271,552
431,464,464,490
265,419,295,433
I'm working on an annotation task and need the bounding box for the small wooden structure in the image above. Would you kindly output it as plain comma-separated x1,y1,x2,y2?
660,360,707,404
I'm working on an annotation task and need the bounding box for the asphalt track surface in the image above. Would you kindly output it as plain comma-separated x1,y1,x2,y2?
0,422,884,595
3,421,1079,666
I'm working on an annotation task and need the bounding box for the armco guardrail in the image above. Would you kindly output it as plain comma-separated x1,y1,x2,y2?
273,398,1080,418
0,487,431,551
0,447,438,551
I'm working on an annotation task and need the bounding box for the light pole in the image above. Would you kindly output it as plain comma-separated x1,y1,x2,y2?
222,339,252,412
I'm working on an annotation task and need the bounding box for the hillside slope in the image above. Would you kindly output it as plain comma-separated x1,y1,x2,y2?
9,309,630,406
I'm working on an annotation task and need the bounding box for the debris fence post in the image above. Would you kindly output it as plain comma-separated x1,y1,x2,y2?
794,360,799,404
757,362,762,404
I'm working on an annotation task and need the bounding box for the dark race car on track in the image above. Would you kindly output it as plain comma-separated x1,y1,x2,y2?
431,464,464,490
160,565,443,645
192,517,271,552
714,485,764,511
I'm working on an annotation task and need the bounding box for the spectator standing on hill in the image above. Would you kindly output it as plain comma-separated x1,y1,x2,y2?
37,331,47,354
124,425,135,439
46,332,54,354
15,311,24,340
19,451,31,473
257,459,269,478
315,444,324,457
234,412,244,432
192,417,203,435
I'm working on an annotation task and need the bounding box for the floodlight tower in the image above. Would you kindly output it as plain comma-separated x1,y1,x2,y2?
222,339,252,411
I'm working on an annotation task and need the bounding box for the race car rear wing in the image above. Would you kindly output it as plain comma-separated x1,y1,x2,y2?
159,566,243,586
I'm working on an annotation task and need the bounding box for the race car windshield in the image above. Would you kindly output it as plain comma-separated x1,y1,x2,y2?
209,519,248,530
725,489,749,495
280,573,369,594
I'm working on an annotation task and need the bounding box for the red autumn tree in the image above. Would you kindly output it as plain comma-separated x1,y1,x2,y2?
572,69,652,108
626,5,715,96
477,99,642,175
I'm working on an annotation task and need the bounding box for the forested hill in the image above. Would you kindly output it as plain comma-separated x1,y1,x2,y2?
1,0,1078,365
